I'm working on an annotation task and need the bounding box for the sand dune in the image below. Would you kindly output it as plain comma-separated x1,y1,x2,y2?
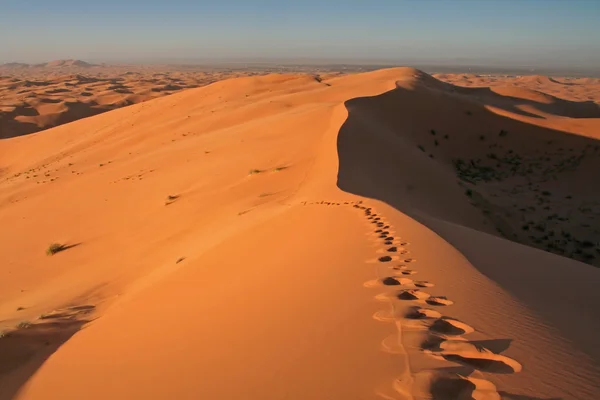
0,68,264,138
1,68,600,399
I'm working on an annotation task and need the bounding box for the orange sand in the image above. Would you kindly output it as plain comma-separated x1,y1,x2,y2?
1,68,600,399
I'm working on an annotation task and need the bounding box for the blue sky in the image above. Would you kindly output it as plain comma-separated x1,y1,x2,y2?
1,0,599,68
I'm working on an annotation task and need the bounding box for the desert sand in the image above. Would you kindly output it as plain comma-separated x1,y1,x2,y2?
0,61,278,138
1,67,600,399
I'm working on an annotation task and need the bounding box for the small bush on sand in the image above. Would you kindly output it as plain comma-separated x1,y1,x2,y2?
46,243,67,256
17,321,31,329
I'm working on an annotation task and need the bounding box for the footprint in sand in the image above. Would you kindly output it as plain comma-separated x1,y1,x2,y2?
409,371,501,400
378,256,398,263
382,277,414,286
399,270,418,275
384,240,394,245
387,246,398,252
398,289,431,300
405,307,442,319
426,296,454,306
429,318,475,336
424,340,522,374
404,258,416,263
414,281,434,288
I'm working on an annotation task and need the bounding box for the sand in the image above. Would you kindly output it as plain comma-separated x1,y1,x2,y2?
0,61,275,138
1,67,600,399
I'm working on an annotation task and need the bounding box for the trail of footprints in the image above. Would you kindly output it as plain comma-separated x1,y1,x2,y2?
304,200,522,399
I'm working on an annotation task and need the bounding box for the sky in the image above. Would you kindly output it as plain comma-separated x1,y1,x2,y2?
1,0,599,69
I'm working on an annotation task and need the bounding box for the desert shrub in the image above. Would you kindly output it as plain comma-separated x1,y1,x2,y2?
46,243,66,256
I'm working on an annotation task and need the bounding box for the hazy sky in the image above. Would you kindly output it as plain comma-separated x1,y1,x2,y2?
1,0,599,68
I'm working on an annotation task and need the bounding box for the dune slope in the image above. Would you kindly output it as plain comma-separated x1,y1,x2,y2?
1,68,600,399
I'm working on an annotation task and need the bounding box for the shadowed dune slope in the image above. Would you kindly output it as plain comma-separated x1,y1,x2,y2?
1,68,600,399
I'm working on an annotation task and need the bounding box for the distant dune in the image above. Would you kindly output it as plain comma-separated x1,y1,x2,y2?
38,59,96,68
0,68,263,138
1,68,600,399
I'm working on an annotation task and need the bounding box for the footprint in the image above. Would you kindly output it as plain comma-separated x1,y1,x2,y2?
400,250,409,255
405,307,442,319
384,237,394,241
377,222,385,227
382,277,414,286
392,264,408,270
404,258,416,263
425,340,522,374
430,318,475,336
387,247,398,252
384,241,394,245
382,225,390,229
400,241,409,246
375,229,383,233
426,296,454,306
378,256,395,263
400,270,417,275
414,281,434,288
398,289,430,300
410,371,501,400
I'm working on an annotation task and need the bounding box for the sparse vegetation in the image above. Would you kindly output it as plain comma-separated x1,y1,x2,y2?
430,129,436,135
418,145,425,152
465,189,473,197
17,321,31,329
46,243,67,256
